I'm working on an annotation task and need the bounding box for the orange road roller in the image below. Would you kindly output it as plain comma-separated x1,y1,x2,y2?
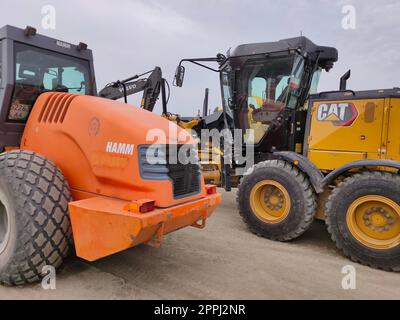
0,25,221,285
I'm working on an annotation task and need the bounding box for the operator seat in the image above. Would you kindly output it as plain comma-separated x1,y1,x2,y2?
11,67,45,121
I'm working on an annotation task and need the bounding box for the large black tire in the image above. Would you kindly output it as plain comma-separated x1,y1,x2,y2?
0,150,72,286
237,160,317,241
326,171,400,272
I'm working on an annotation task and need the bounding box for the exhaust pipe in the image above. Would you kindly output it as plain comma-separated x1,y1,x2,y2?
340,70,351,90
202,88,209,117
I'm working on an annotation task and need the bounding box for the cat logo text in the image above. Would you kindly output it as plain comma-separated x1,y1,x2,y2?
316,102,358,126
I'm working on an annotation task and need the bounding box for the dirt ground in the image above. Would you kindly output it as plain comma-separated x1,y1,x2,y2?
0,189,399,300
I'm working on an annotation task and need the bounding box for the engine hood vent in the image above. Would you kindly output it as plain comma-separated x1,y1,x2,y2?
38,93,77,124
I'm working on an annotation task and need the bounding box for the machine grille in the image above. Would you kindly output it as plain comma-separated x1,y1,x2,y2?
139,145,201,198
38,93,76,123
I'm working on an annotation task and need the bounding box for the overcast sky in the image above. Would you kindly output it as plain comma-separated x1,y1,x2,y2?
0,0,399,115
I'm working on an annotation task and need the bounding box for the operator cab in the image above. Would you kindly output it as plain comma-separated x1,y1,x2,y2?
175,37,338,153
0,25,96,150
220,37,338,151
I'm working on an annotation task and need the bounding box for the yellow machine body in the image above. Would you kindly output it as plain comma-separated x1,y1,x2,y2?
304,90,400,221
306,94,400,171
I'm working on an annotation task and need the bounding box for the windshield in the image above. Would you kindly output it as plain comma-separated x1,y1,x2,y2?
230,54,305,144
9,42,93,122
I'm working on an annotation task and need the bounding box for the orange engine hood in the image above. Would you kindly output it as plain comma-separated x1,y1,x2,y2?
21,92,205,207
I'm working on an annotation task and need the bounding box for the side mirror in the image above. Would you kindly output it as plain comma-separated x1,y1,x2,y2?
174,65,185,87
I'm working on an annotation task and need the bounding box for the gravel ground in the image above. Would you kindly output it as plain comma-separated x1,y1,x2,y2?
0,189,399,299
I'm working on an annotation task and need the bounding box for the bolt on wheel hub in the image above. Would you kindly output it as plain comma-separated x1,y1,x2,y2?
363,207,394,233
264,187,284,210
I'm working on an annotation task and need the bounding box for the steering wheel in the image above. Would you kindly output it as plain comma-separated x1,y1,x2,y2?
251,99,285,124
53,84,69,92
261,99,285,112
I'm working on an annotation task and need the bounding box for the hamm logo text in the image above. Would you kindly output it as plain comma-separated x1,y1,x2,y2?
106,142,134,155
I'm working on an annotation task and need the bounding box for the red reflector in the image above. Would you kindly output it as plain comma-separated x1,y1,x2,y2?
139,201,155,213
206,185,217,195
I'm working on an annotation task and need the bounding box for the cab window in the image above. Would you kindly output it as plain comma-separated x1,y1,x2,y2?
236,55,305,144
9,43,93,122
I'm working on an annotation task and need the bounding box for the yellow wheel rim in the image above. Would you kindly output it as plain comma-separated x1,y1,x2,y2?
250,180,291,224
346,195,400,250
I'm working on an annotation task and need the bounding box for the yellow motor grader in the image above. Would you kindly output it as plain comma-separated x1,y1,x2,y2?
173,37,400,271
